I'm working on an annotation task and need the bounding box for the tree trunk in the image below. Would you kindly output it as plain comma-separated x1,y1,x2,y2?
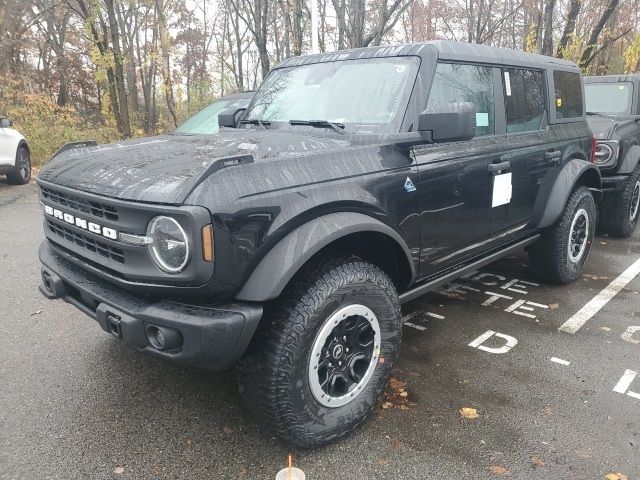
541,0,556,55
579,0,620,68
155,0,178,128
104,0,131,137
556,0,580,57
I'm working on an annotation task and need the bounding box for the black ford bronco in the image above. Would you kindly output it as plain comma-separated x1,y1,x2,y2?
37,41,600,448
584,74,640,237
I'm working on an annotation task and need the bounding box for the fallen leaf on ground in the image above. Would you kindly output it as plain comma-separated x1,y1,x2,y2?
114,466,125,475
531,456,544,467
389,378,406,390
184,438,192,446
378,458,387,466
601,326,612,332
582,273,609,280
605,474,628,480
223,426,234,434
379,377,412,410
150,466,161,475
489,465,510,475
238,466,247,478
459,407,479,419
548,303,559,309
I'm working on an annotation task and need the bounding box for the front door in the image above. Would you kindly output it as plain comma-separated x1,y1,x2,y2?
413,62,511,277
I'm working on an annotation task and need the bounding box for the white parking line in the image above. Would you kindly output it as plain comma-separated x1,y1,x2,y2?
559,257,640,334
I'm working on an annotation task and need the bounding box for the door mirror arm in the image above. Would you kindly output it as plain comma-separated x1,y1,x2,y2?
382,132,433,151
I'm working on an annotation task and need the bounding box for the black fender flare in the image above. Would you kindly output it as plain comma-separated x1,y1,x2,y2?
535,159,602,229
617,144,640,175
235,212,416,302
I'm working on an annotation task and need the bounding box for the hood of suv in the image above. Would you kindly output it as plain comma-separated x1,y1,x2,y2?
586,116,636,140
37,130,358,204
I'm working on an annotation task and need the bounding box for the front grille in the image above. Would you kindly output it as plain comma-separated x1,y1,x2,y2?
40,185,119,222
47,220,125,264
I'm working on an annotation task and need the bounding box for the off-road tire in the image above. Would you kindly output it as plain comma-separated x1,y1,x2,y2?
598,166,640,238
529,186,596,284
6,146,30,185
237,255,402,448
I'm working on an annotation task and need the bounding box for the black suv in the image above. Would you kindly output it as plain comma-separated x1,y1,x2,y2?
585,75,640,237
37,41,600,448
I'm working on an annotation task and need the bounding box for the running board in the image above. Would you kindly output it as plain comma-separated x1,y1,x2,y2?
399,235,539,304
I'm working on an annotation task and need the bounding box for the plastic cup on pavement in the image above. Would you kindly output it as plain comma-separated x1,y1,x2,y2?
275,467,306,480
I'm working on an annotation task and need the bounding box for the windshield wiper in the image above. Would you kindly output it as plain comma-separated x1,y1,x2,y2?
586,111,611,117
240,118,270,129
289,119,345,135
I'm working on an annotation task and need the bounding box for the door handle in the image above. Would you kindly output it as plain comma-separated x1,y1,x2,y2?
487,161,511,174
545,150,562,160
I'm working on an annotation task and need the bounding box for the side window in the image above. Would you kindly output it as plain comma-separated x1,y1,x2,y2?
503,68,546,133
426,63,495,136
554,71,583,119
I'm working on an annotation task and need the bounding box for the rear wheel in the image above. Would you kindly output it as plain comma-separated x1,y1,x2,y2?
529,186,596,284
6,146,30,185
237,256,402,448
598,167,640,238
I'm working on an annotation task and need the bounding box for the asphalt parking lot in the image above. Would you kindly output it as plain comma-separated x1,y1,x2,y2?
1,180,639,480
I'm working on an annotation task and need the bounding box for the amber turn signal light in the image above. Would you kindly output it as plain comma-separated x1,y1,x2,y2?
202,224,214,262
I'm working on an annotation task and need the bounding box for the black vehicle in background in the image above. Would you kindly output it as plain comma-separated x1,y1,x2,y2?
585,75,640,237
37,41,600,447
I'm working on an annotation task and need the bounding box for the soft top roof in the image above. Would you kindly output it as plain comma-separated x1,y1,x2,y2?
275,40,580,71
584,74,640,84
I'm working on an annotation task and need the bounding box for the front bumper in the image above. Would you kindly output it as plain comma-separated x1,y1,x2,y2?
38,241,262,370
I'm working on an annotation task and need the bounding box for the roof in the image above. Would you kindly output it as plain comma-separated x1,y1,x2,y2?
275,40,579,71
584,74,640,84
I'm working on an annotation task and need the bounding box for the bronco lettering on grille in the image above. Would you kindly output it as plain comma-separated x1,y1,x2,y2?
43,204,118,240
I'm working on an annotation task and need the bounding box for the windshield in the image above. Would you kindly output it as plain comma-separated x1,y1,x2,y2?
243,57,420,133
585,82,633,116
175,96,251,134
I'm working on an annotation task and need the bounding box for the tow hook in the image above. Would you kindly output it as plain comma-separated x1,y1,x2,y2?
39,269,66,299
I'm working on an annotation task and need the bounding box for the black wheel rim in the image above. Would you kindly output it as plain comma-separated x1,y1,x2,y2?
568,208,589,263
630,181,640,222
308,304,380,408
19,149,30,182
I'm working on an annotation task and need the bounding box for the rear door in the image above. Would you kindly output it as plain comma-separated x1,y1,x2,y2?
413,62,511,276
502,67,561,233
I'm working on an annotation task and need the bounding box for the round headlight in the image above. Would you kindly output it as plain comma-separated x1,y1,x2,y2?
147,216,190,273
594,143,613,164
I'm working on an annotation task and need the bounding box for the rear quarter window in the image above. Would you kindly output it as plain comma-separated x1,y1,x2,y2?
554,71,583,119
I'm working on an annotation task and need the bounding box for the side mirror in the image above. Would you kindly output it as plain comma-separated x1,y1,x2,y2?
0,118,13,128
218,108,246,128
418,102,475,143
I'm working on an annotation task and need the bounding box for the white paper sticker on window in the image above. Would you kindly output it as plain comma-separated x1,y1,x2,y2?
504,71,511,96
476,112,489,127
492,172,512,208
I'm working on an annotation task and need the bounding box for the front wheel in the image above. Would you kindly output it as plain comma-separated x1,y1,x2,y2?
529,186,597,284
237,256,402,448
